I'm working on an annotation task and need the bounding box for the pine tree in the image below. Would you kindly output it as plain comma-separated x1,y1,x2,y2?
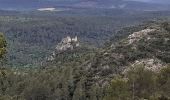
0,32,7,58
72,77,86,100
157,66,170,99
127,65,156,99
104,76,130,100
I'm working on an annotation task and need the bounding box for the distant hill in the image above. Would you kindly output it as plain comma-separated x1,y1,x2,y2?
0,0,170,11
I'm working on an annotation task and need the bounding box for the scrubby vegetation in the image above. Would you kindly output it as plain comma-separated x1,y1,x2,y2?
0,20,169,100
0,10,170,100
0,32,7,65
0,65,169,100
0,10,170,67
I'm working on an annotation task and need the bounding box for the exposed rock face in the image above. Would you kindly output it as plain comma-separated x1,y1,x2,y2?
55,36,79,52
47,36,80,61
123,58,166,73
127,29,156,45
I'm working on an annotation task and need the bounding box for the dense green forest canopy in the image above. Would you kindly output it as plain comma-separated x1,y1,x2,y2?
0,1,170,99
0,20,170,100
1,10,170,67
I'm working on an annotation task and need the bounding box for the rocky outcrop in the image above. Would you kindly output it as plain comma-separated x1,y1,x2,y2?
123,58,166,74
55,36,79,52
127,29,156,45
83,23,170,87
47,36,80,61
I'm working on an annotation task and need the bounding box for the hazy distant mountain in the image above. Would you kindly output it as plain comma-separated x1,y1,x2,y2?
67,0,170,10
127,0,170,4
0,0,170,11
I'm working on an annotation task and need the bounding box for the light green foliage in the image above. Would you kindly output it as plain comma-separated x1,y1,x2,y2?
127,65,156,99
104,77,130,100
157,66,170,99
72,77,86,100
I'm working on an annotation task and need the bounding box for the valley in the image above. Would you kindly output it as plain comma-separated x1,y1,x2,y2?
1,9,170,67
0,0,170,99
0,14,170,99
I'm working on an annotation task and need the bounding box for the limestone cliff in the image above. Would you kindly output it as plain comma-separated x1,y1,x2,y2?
47,36,80,61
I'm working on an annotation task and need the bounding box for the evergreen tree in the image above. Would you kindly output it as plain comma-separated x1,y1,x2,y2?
0,32,7,66
104,76,130,100
127,65,156,99
72,77,86,100
157,66,170,99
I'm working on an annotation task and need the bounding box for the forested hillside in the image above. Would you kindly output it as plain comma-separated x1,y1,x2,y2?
0,10,164,67
0,21,170,100
1,10,170,67
0,0,170,99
